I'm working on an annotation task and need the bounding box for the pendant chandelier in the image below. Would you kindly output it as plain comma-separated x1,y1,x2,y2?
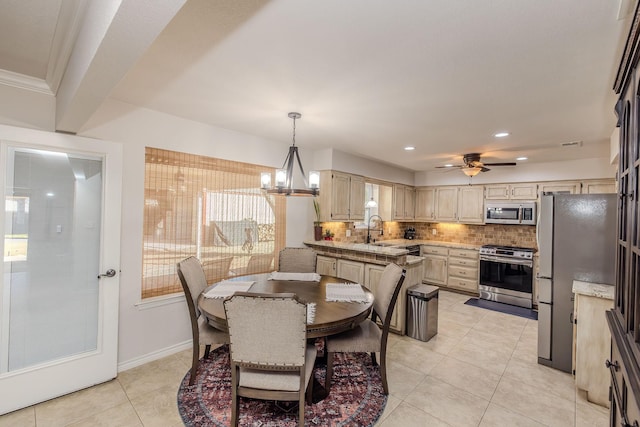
261,112,320,196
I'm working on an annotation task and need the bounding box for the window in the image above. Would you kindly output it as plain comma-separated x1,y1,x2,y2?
142,148,286,299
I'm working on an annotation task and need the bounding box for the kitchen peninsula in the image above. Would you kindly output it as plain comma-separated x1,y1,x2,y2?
303,240,424,335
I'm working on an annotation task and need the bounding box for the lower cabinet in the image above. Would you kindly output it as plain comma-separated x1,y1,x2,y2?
421,245,479,294
337,259,365,283
316,255,337,276
421,246,448,285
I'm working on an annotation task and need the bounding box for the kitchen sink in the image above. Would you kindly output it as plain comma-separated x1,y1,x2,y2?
371,242,396,247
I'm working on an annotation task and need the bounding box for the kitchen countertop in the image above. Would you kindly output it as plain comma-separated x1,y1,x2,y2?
572,280,614,300
304,240,409,256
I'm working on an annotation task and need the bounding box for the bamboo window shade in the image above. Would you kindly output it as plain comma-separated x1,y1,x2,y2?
142,148,286,299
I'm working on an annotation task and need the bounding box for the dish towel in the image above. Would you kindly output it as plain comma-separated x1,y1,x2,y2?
203,281,255,299
325,283,369,303
268,272,321,282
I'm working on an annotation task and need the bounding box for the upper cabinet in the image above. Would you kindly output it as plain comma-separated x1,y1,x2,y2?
537,181,580,196
485,183,538,200
318,171,365,221
433,185,484,224
415,187,436,221
392,184,415,220
581,180,617,195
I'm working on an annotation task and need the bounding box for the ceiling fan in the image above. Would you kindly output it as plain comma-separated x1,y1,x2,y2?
437,153,516,177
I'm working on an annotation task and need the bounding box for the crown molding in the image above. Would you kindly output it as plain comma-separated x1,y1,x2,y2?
0,69,53,95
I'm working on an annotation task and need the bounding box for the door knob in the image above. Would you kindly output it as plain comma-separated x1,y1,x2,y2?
98,269,117,279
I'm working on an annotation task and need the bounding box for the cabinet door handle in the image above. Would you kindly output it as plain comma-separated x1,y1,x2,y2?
605,359,620,371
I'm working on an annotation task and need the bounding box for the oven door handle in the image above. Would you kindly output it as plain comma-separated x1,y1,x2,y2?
480,255,533,266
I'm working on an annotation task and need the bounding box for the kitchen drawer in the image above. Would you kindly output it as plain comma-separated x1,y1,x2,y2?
448,265,477,279
448,277,478,292
421,245,448,256
448,256,478,268
448,248,477,259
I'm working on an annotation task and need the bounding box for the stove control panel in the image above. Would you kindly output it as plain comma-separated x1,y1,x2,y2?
479,246,534,259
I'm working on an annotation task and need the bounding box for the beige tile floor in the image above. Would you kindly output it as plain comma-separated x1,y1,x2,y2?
0,290,609,426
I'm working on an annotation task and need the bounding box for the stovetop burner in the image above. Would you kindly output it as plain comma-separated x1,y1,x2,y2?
481,244,535,252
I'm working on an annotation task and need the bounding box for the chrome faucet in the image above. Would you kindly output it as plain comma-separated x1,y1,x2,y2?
366,215,384,244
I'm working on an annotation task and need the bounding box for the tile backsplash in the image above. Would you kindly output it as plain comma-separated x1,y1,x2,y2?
319,221,537,250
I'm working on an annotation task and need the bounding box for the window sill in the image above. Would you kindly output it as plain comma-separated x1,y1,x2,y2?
135,292,185,310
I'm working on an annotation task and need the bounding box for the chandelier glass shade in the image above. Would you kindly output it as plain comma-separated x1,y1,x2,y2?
260,112,319,196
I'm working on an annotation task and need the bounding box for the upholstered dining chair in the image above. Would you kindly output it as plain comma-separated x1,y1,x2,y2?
325,263,405,395
230,253,274,276
177,256,230,385
223,292,316,427
278,247,317,273
201,255,234,283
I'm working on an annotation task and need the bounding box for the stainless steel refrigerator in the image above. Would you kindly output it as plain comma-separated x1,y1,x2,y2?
537,193,616,373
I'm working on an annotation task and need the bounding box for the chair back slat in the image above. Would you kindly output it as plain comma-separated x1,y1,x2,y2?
224,292,307,366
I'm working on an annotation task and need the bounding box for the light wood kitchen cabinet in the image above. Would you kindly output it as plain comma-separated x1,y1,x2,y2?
421,245,448,285
581,179,616,194
415,187,436,220
392,184,415,220
573,284,613,408
422,245,479,293
457,186,484,224
337,259,365,284
318,171,365,221
434,187,458,222
537,181,580,197
447,248,479,293
485,183,537,200
316,255,337,276
434,185,484,223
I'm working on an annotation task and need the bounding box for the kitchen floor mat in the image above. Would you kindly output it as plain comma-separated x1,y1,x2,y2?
464,298,538,320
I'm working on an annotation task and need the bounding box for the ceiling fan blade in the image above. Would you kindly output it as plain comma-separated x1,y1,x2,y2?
482,162,516,166
480,166,490,172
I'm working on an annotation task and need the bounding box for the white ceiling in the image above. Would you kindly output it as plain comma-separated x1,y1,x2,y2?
0,0,634,172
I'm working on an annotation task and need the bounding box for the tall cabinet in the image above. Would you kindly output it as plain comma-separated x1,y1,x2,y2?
608,4,640,426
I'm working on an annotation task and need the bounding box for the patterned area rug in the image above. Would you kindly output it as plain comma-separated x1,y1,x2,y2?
177,345,387,426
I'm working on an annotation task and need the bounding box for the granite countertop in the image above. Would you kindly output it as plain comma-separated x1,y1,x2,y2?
304,240,409,256
572,280,614,300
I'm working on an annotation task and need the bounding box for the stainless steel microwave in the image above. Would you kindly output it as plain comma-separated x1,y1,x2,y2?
485,202,537,225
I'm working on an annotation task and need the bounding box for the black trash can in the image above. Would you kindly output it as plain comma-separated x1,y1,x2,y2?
406,284,439,341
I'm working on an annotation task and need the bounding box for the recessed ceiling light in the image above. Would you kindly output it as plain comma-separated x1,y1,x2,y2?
494,132,510,138
404,146,415,151
516,157,528,161
444,164,453,167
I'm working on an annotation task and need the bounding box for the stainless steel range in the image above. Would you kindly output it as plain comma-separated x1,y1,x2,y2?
478,245,534,309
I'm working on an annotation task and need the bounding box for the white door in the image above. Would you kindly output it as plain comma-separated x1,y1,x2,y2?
0,126,122,415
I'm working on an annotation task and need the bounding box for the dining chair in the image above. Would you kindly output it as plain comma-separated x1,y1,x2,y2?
278,247,317,273
325,263,405,394
177,256,230,385
230,253,274,276
201,255,234,283
224,292,316,427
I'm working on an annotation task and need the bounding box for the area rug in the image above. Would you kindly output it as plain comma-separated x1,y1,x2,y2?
464,297,538,320
177,345,387,426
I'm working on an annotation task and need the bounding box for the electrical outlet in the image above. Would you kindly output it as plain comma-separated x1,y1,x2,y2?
346,229,351,237
432,228,437,235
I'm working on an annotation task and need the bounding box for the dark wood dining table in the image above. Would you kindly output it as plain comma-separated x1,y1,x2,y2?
197,273,374,339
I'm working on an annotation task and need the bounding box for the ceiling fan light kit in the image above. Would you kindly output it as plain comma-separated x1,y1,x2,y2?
436,152,517,176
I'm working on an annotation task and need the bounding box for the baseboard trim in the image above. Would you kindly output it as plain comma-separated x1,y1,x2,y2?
117,340,192,372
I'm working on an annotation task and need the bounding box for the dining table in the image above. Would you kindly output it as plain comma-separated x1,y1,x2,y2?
197,272,374,339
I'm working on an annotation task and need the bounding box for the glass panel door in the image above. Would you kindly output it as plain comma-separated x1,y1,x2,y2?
3,148,102,371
